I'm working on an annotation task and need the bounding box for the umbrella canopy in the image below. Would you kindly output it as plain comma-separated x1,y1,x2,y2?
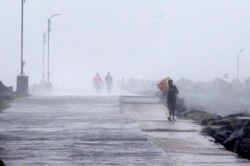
157,77,170,94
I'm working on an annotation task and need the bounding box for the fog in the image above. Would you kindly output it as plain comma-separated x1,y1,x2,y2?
1,0,250,89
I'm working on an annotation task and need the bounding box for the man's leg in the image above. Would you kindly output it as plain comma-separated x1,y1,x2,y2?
167,102,172,121
170,108,174,121
172,110,175,121
168,109,172,121
172,100,176,121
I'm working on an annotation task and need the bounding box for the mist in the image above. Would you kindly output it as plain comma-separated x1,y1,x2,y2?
2,1,250,164
1,0,250,89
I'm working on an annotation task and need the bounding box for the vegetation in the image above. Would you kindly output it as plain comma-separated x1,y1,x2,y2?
182,112,213,121
0,100,10,111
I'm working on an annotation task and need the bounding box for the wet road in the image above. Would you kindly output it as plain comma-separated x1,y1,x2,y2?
120,96,250,166
0,96,169,166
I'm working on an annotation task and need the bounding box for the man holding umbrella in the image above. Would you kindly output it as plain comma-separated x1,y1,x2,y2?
158,78,179,121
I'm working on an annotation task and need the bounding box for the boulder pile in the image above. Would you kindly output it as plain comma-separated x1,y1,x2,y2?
201,114,250,159
173,98,250,159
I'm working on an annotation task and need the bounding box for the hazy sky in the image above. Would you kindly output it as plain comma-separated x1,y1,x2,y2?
1,0,250,87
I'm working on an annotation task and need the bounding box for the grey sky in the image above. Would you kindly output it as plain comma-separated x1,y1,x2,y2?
1,0,250,87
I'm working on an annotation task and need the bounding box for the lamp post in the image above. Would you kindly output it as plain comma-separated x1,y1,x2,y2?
42,32,47,81
237,49,244,80
20,0,24,75
47,13,60,84
16,0,29,96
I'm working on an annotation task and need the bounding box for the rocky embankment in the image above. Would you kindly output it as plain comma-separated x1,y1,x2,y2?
175,102,250,160
201,113,250,159
120,80,250,160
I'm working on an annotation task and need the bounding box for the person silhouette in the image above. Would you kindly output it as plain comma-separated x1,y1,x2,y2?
166,79,179,121
93,73,103,93
105,72,113,94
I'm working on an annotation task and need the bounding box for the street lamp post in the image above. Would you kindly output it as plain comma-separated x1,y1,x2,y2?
21,0,24,75
237,49,244,80
47,13,60,84
42,32,47,81
16,0,29,96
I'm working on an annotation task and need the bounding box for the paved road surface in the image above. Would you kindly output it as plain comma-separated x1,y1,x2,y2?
0,96,168,166
0,96,249,166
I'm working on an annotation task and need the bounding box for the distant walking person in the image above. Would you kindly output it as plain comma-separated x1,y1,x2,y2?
105,72,113,94
93,73,103,93
166,79,179,121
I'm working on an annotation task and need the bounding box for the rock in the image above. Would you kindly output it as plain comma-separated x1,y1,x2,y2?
200,118,212,125
227,113,245,118
213,125,233,144
201,114,224,125
232,124,244,130
224,128,241,151
241,126,250,139
208,119,231,126
234,138,250,159
235,117,250,125
243,120,250,127
0,160,5,166
211,114,224,120
223,120,250,152
201,126,216,137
